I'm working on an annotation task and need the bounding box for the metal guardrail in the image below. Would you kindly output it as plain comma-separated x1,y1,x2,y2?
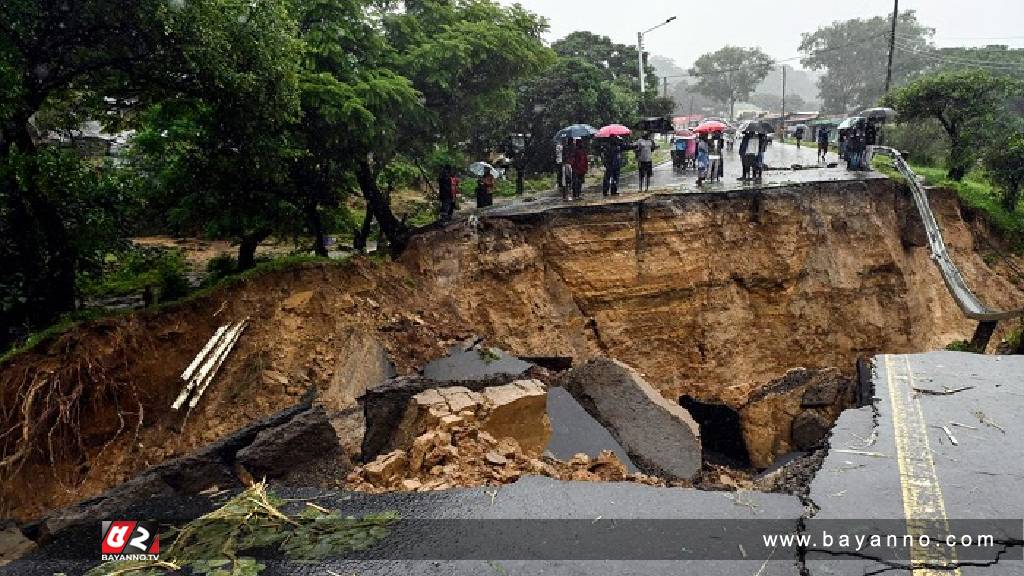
871,146,1024,322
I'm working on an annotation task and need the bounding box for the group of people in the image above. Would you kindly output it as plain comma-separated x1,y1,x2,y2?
838,119,878,171
556,133,660,200
437,163,495,221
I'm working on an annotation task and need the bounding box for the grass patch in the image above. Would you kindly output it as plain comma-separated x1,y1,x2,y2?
873,156,1024,249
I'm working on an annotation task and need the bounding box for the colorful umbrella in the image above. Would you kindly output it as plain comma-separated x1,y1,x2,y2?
595,124,632,138
674,128,695,137
553,124,598,143
693,120,728,134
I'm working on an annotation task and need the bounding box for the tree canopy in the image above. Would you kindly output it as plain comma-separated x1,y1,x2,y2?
799,10,933,113
884,69,1019,180
688,46,774,119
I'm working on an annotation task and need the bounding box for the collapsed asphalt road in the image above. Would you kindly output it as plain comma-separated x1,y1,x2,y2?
5,352,1022,576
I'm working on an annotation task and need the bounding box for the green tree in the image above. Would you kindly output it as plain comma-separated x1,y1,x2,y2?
0,0,301,342
799,10,933,113
553,31,656,91
884,69,1017,181
688,46,775,120
984,134,1024,212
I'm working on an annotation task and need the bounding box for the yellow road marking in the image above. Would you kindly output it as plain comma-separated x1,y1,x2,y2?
884,354,961,575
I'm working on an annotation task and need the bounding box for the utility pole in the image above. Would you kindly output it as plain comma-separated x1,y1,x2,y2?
781,65,787,137
638,32,646,94
663,77,668,98
637,17,677,97
885,0,899,94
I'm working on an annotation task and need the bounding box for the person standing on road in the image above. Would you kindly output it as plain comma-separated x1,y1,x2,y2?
570,138,589,199
555,139,565,193
602,137,625,196
437,165,454,221
817,128,830,163
695,136,710,187
561,139,575,201
794,125,805,149
739,132,760,181
635,132,658,192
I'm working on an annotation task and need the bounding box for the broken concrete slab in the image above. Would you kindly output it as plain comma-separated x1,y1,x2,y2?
235,405,343,480
393,380,551,457
478,381,551,456
361,373,536,461
561,358,701,480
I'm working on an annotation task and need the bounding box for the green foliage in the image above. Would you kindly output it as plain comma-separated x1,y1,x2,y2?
689,46,775,119
799,10,934,113
884,69,1019,180
946,340,972,352
85,483,397,576
885,119,950,167
78,247,189,302
984,133,1024,212
874,156,1024,250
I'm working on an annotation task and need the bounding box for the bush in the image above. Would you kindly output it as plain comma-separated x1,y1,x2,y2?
204,253,238,287
885,120,949,167
78,246,190,303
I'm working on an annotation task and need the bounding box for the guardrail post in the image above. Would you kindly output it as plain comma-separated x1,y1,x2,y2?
970,321,998,353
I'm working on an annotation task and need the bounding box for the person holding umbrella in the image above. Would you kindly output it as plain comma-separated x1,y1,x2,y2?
570,138,589,199
601,136,627,196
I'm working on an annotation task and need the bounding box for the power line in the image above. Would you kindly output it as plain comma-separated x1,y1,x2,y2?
893,40,1024,70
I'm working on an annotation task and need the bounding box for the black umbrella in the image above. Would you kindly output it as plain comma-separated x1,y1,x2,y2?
858,107,896,122
553,124,597,143
739,120,772,134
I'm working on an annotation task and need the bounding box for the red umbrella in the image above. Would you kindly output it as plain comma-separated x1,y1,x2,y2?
674,128,695,137
693,121,727,134
595,124,631,138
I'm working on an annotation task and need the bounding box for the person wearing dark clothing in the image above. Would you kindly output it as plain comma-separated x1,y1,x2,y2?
817,128,830,163
570,139,588,199
602,138,625,196
437,165,454,221
475,167,494,208
846,129,866,171
794,126,805,149
739,133,761,181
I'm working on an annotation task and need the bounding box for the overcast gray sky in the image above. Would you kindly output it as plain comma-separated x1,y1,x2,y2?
500,0,1024,70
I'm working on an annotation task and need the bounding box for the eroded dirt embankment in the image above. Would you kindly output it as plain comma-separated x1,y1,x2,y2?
1,178,1021,519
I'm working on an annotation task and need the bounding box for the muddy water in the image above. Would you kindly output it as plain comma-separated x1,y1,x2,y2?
544,386,638,472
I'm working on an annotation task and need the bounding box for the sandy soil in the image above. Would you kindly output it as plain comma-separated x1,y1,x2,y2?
1,179,1021,520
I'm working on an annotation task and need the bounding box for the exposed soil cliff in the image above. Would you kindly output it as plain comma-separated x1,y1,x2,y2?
2,179,1021,519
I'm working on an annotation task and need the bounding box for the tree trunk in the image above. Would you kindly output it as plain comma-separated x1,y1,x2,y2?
354,209,374,253
237,229,270,271
306,203,329,258
2,123,78,324
356,160,409,257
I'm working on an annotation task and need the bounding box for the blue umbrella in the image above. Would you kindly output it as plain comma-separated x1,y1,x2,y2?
553,124,598,142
